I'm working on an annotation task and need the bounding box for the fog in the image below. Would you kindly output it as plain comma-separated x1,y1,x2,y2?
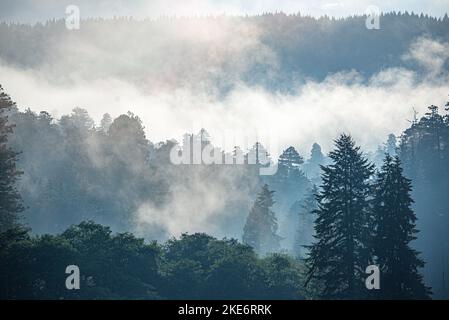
1,35,448,158
1,13,449,246
1,9,449,300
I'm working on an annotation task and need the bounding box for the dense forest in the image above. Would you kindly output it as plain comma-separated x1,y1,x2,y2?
1,222,306,300
1,82,448,299
1,12,449,300
1,12,449,93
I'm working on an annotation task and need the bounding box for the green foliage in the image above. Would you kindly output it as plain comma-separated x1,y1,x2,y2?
0,223,306,300
1,86,445,301
305,134,437,300
0,221,160,300
0,226,75,299
260,254,305,299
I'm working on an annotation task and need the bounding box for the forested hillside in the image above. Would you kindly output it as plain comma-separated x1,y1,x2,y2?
1,11,449,300
1,84,448,299
1,12,448,92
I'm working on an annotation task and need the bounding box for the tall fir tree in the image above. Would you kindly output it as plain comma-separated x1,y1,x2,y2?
306,134,374,299
303,143,326,184
373,155,431,299
277,146,304,181
243,184,281,255
0,85,24,232
269,146,310,251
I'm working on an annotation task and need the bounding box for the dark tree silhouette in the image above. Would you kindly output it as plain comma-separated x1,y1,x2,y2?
277,146,304,181
373,155,431,299
303,143,326,183
243,184,281,255
1,222,305,300
306,134,374,299
399,103,449,298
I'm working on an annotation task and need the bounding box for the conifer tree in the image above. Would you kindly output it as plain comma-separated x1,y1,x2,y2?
277,146,304,181
303,143,326,183
373,155,431,299
306,134,374,299
243,184,281,255
0,85,24,232
399,103,449,298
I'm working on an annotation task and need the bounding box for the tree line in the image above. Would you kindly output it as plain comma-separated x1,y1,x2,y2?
1,84,448,299
242,100,449,298
0,221,306,300
1,12,448,93
242,135,431,299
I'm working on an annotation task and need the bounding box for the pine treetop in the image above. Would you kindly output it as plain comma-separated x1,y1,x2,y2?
373,154,431,299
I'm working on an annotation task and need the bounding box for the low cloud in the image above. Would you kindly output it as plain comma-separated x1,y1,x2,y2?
403,36,449,79
1,35,449,240
1,38,448,158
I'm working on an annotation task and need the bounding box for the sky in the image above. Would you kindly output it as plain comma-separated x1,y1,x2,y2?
0,0,448,23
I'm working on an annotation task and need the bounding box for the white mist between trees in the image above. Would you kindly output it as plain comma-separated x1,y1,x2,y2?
2,58,449,159
0,14,448,157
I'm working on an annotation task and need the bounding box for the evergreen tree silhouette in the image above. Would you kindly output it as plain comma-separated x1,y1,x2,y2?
277,146,304,181
373,155,431,299
243,184,281,255
306,134,374,299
